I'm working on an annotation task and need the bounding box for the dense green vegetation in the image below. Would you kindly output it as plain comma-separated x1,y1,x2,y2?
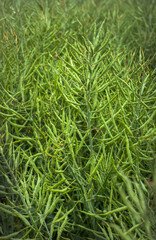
0,0,155,239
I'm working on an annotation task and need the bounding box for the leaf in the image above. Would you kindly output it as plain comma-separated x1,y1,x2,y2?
0,231,20,239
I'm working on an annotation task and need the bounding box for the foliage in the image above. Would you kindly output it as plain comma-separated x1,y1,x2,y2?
0,0,156,239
